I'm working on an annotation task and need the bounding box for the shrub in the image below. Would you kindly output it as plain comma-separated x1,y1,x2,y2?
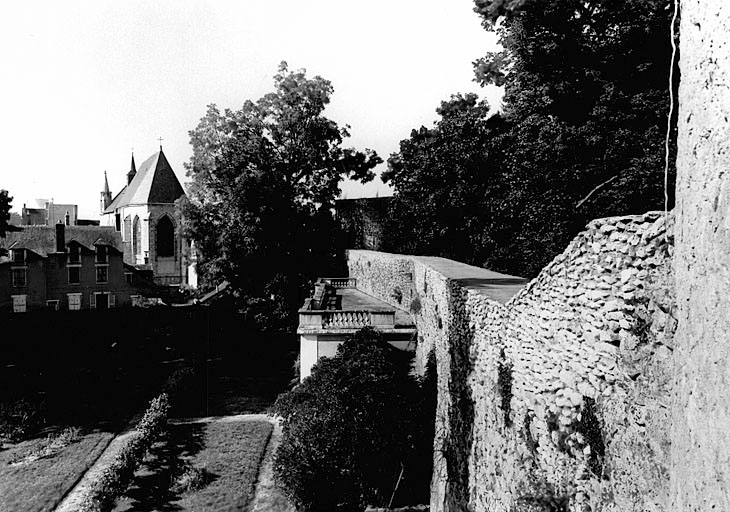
0,398,44,442
81,393,170,511
272,327,434,511
9,426,82,464
497,349,513,427
409,296,422,315
170,463,213,494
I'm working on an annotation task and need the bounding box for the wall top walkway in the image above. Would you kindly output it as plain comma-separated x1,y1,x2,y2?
348,250,528,305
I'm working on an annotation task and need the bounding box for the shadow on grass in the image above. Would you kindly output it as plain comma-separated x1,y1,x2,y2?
114,423,216,512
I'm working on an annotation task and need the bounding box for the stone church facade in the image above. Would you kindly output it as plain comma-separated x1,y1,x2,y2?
100,148,189,286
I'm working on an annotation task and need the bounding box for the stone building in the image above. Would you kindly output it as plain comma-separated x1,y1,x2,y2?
0,224,142,312
101,148,188,286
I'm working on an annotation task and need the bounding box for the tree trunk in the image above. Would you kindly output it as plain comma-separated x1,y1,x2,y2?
673,1,730,510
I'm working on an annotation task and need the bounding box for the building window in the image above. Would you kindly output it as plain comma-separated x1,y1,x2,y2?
96,266,108,283
115,213,121,232
156,216,175,257
91,292,115,310
11,295,27,313
96,245,108,263
133,216,141,257
124,215,132,241
68,245,80,264
67,293,82,310
125,272,133,285
11,268,26,287
46,300,59,311
68,266,81,284
11,249,25,264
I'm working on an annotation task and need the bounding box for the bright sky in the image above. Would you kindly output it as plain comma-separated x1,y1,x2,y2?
1,1,501,219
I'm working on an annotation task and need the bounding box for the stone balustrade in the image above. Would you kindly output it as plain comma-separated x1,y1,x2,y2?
319,277,357,288
298,309,395,330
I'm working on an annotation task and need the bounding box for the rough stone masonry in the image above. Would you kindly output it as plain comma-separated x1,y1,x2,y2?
348,211,675,512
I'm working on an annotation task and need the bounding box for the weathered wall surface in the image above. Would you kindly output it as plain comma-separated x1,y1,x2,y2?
347,211,676,512
673,2,730,510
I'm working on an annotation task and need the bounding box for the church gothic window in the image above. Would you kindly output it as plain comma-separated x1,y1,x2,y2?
156,215,175,258
132,216,141,257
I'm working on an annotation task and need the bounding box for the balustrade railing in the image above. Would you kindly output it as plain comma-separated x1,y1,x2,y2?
298,309,395,330
322,310,370,328
319,277,356,289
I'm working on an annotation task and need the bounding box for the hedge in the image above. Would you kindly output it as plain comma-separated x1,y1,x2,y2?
79,393,170,511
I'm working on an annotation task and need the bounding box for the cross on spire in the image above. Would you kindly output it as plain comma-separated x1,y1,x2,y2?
158,137,164,150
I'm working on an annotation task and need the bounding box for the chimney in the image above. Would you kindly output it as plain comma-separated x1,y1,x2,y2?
65,211,70,226
55,223,65,253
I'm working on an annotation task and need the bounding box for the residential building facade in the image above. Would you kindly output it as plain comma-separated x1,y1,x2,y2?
0,224,141,312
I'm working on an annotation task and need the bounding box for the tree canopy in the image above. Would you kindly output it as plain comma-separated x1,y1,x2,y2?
0,190,16,256
180,62,381,328
384,0,678,277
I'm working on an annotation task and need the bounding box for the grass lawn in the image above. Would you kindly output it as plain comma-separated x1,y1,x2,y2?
114,419,273,512
0,429,114,512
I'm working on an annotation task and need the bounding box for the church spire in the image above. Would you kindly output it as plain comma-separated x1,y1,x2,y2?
127,151,137,185
101,171,112,213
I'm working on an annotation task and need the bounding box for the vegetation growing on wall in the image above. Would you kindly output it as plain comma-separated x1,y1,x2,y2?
497,350,513,427
272,327,434,511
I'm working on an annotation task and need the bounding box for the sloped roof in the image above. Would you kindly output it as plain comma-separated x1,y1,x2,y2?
104,150,185,213
0,225,123,258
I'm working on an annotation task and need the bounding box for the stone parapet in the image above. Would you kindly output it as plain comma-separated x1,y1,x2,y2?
347,211,675,512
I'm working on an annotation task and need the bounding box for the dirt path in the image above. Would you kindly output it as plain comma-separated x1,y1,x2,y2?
54,429,140,512
250,418,295,512
54,414,293,512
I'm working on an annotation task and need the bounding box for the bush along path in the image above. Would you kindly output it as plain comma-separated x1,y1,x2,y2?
54,393,170,512
112,414,284,512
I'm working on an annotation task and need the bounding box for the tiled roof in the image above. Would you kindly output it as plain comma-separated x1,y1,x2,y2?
104,150,185,213
0,225,123,257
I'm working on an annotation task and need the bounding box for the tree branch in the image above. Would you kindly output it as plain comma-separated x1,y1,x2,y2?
576,175,619,208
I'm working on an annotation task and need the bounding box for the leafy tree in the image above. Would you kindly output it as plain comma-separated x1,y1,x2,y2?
180,62,381,328
272,327,435,511
385,0,677,277
0,190,17,256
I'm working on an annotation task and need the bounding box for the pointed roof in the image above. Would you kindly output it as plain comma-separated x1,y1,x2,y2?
0,226,123,259
127,154,137,181
103,171,111,195
104,149,185,213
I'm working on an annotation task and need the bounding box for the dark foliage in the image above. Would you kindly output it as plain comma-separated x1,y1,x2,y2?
383,0,678,278
497,350,513,427
576,396,605,476
180,62,381,331
0,190,19,256
81,394,171,512
272,327,434,511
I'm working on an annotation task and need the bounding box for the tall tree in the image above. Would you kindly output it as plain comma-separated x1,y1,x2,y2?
382,94,516,270
181,62,381,329
0,190,15,256
385,0,678,277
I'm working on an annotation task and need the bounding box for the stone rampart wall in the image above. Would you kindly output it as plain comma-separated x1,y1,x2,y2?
347,211,676,512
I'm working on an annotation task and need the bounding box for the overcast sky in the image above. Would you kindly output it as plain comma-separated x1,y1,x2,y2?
1,1,501,219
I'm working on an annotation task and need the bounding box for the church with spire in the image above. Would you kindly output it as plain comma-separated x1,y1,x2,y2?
100,146,190,286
